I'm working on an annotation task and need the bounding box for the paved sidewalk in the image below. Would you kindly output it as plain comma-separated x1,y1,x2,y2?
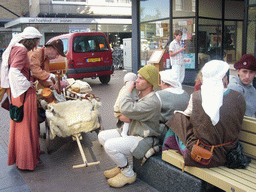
0,70,161,192
0,70,194,192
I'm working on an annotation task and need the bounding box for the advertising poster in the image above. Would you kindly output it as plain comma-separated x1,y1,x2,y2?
184,53,195,69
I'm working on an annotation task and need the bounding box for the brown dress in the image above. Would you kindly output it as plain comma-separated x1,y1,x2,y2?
7,46,40,170
166,89,246,168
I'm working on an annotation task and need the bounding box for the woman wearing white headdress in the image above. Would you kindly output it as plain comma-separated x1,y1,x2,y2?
165,60,247,168
156,69,190,144
1,26,43,170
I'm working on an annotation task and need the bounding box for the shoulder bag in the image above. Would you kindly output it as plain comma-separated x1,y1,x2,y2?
9,70,30,122
9,90,27,122
191,139,231,165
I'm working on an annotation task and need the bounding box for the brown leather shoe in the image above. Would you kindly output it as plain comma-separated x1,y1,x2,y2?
107,173,136,188
104,167,120,179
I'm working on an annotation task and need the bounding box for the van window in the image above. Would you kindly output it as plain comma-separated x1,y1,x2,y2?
73,35,109,53
61,38,69,54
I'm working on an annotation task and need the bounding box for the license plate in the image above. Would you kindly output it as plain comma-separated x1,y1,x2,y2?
87,58,101,62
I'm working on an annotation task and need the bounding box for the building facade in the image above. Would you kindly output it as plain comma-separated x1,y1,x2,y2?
1,0,132,49
131,0,256,85
0,0,29,49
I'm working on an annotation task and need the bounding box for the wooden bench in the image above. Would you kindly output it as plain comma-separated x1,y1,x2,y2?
162,116,256,192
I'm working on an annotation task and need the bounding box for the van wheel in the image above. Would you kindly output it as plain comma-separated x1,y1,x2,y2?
99,75,111,84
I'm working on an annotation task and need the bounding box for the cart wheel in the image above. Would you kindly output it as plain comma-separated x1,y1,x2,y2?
45,119,52,154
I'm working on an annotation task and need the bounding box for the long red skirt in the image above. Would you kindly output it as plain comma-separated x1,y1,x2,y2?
8,87,40,170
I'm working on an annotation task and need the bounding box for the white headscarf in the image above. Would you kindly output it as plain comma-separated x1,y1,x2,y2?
1,26,43,88
201,60,229,126
159,69,182,89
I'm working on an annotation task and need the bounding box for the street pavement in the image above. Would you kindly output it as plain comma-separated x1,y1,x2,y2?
0,69,194,192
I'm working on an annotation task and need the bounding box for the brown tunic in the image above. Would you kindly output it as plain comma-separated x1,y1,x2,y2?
166,89,246,168
28,47,52,88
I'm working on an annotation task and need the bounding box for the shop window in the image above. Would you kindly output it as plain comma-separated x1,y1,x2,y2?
247,6,256,56
199,0,222,19
140,0,169,22
192,0,196,12
225,0,244,20
172,18,196,69
198,19,222,69
224,21,243,63
249,0,256,5
175,0,183,11
140,19,170,67
173,0,196,17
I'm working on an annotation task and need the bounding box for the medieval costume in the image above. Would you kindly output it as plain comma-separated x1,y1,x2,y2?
228,54,256,118
28,39,65,89
156,69,190,144
98,65,161,187
165,60,246,168
28,47,52,88
1,27,43,170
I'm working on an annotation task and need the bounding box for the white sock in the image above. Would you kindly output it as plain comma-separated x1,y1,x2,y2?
121,165,135,177
121,122,129,137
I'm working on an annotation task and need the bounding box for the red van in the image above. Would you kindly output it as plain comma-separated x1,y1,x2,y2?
47,32,114,84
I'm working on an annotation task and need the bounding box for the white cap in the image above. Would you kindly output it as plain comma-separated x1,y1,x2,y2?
159,69,181,88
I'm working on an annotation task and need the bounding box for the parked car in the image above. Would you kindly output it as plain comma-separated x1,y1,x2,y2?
47,32,114,84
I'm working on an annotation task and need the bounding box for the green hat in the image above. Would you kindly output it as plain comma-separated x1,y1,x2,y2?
138,65,159,88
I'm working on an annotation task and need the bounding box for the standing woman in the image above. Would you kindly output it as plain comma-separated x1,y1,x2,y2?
1,26,43,170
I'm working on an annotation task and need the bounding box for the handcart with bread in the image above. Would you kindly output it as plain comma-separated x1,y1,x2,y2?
37,56,101,169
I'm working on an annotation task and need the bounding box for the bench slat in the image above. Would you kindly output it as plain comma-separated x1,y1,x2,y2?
211,167,256,189
249,159,256,169
243,116,256,121
247,161,256,170
236,168,256,180
243,116,256,134
239,130,256,146
240,141,256,158
162,150,256,192
221,165,256,181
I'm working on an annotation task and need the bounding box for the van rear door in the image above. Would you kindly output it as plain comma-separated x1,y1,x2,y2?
72,34,112,76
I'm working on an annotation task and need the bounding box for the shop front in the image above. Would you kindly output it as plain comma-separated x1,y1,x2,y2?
133,0,248,85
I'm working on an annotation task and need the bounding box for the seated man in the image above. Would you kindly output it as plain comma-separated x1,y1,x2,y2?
228,54,256,118
156,69,190,144
98,65,161,187
165,60,246,168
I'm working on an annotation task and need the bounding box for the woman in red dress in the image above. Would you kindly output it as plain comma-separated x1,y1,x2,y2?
1,26,43,170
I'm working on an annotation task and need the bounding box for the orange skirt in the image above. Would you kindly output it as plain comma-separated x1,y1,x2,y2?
8,87,40,170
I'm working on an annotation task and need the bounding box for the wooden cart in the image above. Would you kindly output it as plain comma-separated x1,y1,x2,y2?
44,96,102,169
41,69,101,168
